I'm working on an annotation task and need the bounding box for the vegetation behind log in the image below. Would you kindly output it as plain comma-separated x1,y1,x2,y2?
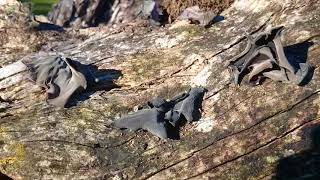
160,0,234,20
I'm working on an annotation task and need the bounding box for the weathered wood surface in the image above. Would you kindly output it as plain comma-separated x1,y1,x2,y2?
1,0,320,179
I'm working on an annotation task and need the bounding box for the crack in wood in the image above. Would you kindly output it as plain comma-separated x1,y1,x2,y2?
0,130,34,133
125,13,275,92
187,117,320,179
206,83,271,120
136,58,199,88
0,113,13,118
22,135,136,150
208,13,275,63
204,83,231,100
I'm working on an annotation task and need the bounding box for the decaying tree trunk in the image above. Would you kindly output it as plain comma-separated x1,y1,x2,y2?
1,0,320,179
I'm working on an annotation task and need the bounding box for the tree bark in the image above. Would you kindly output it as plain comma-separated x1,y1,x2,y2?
48,0,156,28
48,0,114,28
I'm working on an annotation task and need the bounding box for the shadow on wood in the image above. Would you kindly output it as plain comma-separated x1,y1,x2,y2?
0,172,13,180
66,64,122,108
284,41,315,86
274,123,320,180
35,22,64,32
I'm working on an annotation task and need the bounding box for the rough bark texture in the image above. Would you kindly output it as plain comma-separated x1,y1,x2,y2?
1,0,320,179
48,0,234,28
160,0,234,21
48,0,114,28
48,0,154,28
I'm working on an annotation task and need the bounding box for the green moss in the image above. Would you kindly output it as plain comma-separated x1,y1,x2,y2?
121,51,183,84
103,99,133,118
78,108,97,120
104,103,127,117
265,156,280,164
20,0,58,15
170,25,204,38
0,143,26,167
4,5,17,16
155,83,191,100
283,134,301,144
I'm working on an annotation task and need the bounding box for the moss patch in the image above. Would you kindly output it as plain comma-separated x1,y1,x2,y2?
0,143,26,167
20,0,58,15
103,99,133,119
119,50,183,85
154,83,191,100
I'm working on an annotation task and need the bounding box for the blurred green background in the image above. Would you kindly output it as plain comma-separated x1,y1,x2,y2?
20,0,58,15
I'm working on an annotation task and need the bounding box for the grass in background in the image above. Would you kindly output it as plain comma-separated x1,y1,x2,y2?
20,0,58,15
